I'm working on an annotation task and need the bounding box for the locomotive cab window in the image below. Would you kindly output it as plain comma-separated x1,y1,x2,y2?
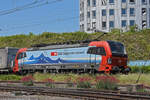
17,52,27,59
87,47,96,54
87,47,106,56
23,52,27,58
107,41,126,54
97,47,106,55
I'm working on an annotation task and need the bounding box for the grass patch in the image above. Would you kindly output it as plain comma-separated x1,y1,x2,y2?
33,73,150,86
33,73,78,82
117,73,150,86
131,66,150,73
0,74,22,81
0,73,150,87
33,73,96,82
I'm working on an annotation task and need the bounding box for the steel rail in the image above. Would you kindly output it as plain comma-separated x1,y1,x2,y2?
0,80,150,96
0,85,150,100
0,80,150,92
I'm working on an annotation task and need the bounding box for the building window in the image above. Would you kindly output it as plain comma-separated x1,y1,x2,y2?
80,2,82,11
130,20,135,26
92,0,96,7
87,12,90,18
142,20,147,28
87,0,90,6
80,13,84,21
129,0,135,4
92,22,96,30
102,9,106,16
109,0,114,4
102,21,106,29
122,20,127,27
101,0,107,5
109,21,114,28
142,0,147,5
80,14,81,21
82,13,84,21
109,9,114,16
142,8,146,15
130,0,135,3
87,23,91,31
80,24,84,32
122,0,126,3
121,8,127,16
80,25,82,31
130,8,135,16
92,10,96,19
149,8,150,27
80,1,84,11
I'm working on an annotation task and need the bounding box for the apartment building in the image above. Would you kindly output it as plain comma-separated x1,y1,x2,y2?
80,0,150,32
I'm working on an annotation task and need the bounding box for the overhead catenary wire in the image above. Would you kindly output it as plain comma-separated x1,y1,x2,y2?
0,16,79,32
0,0,78,34
10,7,78,24
0,0,78,32
0,7,78,31
0,0,39,15
0,0,63,16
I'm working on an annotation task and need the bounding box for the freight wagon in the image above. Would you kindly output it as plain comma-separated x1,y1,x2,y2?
13,40,131,74
0,47,18,73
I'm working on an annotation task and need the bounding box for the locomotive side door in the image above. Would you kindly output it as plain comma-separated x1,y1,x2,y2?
17,52,26,69
96,47,106,72
87,47,98,69
87,47,106,71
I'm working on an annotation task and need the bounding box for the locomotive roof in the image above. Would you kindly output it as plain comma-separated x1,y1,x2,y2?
27,40,122,51
27,43,88,51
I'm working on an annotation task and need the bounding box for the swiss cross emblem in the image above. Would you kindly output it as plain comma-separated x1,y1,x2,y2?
51,52,58,56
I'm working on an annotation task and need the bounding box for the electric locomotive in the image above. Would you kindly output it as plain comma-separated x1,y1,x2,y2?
13,40,130,74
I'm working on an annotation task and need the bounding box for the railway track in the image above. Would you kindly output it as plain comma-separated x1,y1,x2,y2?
1,80,150,90
0,85,150,100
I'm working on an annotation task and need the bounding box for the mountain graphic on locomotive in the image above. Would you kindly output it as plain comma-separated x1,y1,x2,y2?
13,40,131,74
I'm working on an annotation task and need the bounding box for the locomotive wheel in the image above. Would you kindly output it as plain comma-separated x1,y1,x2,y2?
123,67,131,74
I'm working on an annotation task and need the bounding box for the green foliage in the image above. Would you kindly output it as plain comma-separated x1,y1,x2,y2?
0,29,149,60
95,76,118,90
23,80,33,86
95,80,118,90
0,74,22,81
136,88,146,92
65,77,74,87
76,77,92,88
77,81,91,88
124,25,138,34
44,78,55,88
110,28,121,34
117,73,150,85
131,66,150,73
21,75,34,86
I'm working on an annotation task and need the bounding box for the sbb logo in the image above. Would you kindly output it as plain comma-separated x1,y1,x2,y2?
51,52,58,56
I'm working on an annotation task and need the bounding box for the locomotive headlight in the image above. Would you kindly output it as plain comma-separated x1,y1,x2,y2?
107,58,112,64
124,47,127,54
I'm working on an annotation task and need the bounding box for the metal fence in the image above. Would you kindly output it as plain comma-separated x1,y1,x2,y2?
128,60,150,66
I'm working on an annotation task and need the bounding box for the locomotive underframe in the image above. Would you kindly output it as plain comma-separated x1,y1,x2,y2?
17,63,100,74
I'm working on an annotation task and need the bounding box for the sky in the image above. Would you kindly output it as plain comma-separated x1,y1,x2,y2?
0,0,79,36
